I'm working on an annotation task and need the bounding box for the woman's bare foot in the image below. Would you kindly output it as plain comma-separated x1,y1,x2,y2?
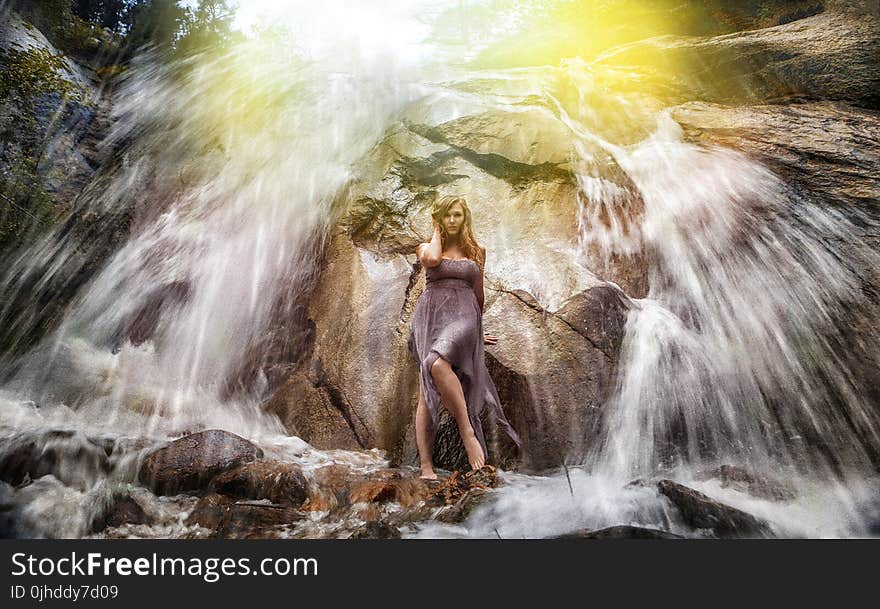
419,464,438,480
461,428,486,470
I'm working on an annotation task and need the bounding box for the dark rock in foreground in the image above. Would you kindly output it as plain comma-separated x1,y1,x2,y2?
554,525,683,539
349,521,402,539
186,493,305,539
658,479,773,538
138,430,263,496
209,460,309,507
0,430,110,491
91,493,153,533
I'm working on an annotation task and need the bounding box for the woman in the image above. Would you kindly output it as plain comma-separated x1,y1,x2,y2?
407,195,522,480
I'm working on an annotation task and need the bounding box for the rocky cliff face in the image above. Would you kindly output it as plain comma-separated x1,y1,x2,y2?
0,10,121,361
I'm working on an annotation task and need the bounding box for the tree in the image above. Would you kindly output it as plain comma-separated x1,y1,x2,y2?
176,0,237,56
121,0,188,56
73,1,130,32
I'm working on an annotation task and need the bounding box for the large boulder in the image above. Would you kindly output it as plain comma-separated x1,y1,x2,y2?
263,101,644,470
137,430,264,496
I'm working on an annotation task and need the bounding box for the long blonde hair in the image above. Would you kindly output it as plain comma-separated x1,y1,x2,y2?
431,195,485,271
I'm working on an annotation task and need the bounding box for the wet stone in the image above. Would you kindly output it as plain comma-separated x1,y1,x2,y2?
657,479,773,538
138,430,263,496
91,493,153,533
186,493,305,539
209,460,309,507
553,525,683,539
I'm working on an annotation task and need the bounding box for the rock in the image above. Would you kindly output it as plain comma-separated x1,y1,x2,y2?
0,430,110,491
263,81,650,470
185,493,305,539
209,460,309,508
434,488,493,524
120,281,191,346
593,3,880,109
0,12,119,363
348,472,435,508
554,526,683,539
306,466,437,512
554,285,629,360
671,101,880,212
657,479,773,538
348,521,402,539
694,465,796,502
138,430,264,496
424,466,502,507
90,493,152,533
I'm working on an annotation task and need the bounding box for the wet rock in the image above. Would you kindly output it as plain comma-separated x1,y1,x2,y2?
554,526,683,539
348,474,432,508
424,466,502,507
138,430,263,496
657,479,773,538
672,101,880,212
121,281,191,346
306,466,435,512
91,493,152,533
0,12,122,362
0,430,110,491
555,285,629,361
209,460,309,508
349,521,402,539
186,493,305,539
695,465,796,502
433,488,492,524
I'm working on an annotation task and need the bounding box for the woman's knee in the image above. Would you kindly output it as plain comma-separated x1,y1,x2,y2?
430,354,449,379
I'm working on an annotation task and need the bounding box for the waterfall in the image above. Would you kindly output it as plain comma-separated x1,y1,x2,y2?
423,61,880,539
581,114,880,482
0,27,435,441
2,1,878,539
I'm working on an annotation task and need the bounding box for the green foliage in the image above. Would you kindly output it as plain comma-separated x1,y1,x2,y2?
175,0,237,57
0,47,84,251
0,47,83,103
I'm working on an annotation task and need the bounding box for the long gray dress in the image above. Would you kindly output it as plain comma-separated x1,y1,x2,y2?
407,257,522,458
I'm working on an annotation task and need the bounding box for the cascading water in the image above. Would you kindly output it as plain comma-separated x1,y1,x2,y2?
0,2,456,537
419,62,880,539
2,1,878,539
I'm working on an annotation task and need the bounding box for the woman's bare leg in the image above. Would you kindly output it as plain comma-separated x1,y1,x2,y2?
415,376,437,479
430,356,486,470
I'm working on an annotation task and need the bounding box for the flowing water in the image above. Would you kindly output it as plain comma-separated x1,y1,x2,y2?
2,2,879,538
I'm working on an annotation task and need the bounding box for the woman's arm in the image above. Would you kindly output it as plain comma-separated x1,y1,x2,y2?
474,246,486,314
418,223,443,268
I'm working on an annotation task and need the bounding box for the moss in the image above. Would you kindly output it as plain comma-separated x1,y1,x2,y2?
0,47,83,104
0,175,60,253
